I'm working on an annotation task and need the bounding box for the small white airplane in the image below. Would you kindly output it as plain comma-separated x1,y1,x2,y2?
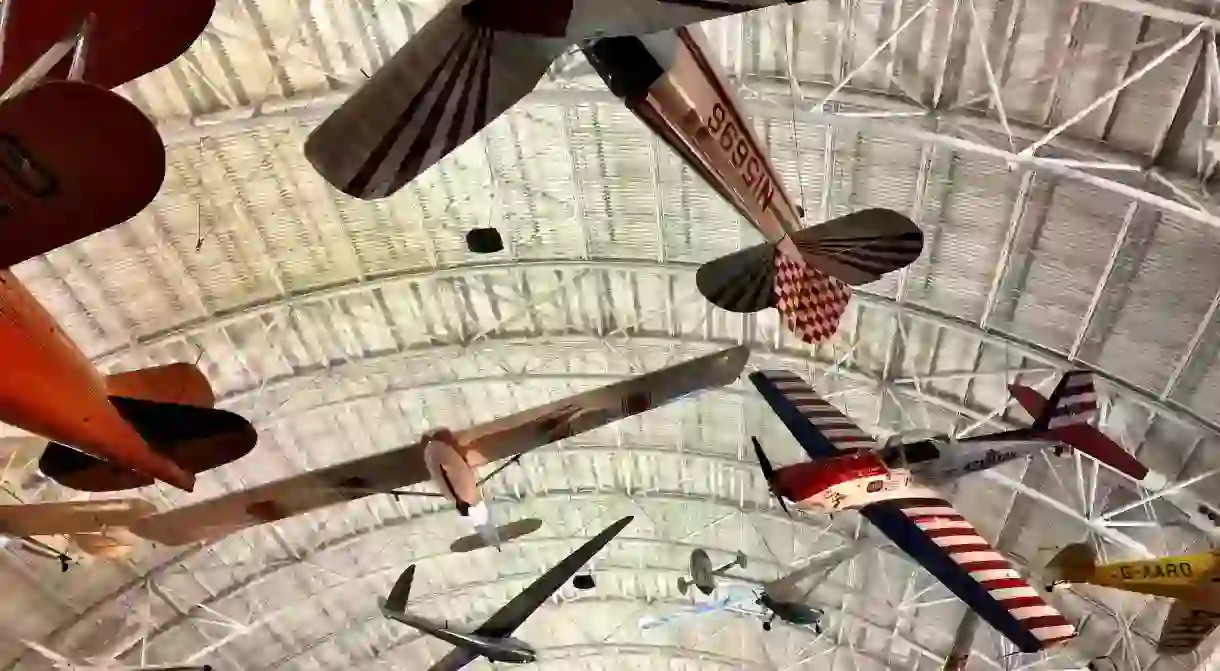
380,515,633,670
677,548,746,595
130,346,748,549
749,369,1089,653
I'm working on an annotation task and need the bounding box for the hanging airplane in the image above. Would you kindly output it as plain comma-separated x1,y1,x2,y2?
304,4,924,345
128,346,750,547
380,515,634,670
1007,372,1220,542
677,547,747,595
0,0,248,493
749,369,1082,654
1044,543,1220,656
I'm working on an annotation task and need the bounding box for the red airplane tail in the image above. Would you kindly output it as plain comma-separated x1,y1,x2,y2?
39,364,257,492
696,210,923,344
1009,372,1149,482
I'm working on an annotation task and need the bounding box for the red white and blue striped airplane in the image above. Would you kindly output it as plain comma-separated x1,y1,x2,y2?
748,370,1118,653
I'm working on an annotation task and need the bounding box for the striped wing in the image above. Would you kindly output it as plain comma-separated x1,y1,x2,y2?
305,1,565,199
749,370,873,459
862,497,1076,652
790,209,925,286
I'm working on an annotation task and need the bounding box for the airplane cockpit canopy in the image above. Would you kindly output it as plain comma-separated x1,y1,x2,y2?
878,440,942,469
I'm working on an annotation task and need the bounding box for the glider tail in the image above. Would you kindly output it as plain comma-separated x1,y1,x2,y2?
696,210,923,344
383,565,416,614
1043,543,1097,590
1010,372,1150,482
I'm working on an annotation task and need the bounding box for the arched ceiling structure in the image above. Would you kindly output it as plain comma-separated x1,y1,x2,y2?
4,0,1220,670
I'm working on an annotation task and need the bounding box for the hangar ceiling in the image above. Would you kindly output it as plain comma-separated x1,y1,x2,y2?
5,0,1220,670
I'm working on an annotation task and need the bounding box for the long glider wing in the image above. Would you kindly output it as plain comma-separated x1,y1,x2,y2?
131,346,748,545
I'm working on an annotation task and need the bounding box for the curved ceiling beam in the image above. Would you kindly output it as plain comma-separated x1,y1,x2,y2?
94,257,1219,438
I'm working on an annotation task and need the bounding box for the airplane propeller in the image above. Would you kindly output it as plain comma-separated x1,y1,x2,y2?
752,436,791,518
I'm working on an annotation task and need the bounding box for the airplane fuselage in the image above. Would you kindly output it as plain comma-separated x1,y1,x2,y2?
423,433,482,514
383,609,536,663
775,438,1057,513
1076,553,1220,603
889,437,1057,484
583,27,805,256
0,270,193,490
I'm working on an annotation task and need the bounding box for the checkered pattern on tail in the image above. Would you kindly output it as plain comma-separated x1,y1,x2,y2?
755,370,872,453
1045,371,1098,429
773,253,852,344
893,498,1077,648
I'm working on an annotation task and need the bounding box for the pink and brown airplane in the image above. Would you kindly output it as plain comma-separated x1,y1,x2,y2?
305,1,925,346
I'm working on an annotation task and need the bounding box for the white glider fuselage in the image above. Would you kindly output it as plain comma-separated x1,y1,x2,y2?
422,434,500,548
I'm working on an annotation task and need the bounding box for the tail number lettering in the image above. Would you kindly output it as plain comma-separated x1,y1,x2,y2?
706,103,774,212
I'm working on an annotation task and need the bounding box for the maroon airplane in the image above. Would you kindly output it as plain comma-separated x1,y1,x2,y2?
305,1,924,345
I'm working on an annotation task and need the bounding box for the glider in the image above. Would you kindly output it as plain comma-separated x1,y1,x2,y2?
306,3,924,345
381,515,632,670
129,345,750,546
749,369,1080,653
1045,544,1220,656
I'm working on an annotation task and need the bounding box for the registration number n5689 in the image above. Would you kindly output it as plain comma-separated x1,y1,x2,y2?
705,102,775,212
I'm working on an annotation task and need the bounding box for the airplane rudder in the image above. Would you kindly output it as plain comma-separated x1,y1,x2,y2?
384,565,415,613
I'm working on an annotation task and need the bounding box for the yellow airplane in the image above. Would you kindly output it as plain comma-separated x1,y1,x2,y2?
1044,543,1220,655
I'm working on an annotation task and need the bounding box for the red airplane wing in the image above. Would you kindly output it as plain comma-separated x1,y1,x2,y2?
0,0,215,92
0,81,165,267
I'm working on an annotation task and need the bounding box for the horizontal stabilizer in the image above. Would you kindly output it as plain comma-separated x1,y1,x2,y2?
790,209,924,286
305,3,566,199
450,517,543,553
696,243,775,313
0,498,155,537
697,243,852,343
40,398,256,492
105,363,216,409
